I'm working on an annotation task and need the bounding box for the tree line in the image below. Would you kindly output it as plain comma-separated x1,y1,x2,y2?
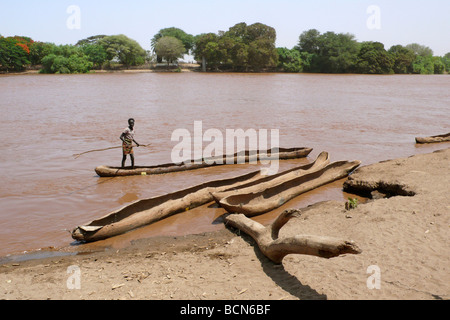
1,22,449,74
0,34,148,73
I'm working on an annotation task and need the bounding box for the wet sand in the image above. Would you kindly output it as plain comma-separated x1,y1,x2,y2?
1,148,448,300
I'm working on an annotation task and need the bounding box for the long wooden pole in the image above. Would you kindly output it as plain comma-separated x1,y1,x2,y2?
73,144,151,159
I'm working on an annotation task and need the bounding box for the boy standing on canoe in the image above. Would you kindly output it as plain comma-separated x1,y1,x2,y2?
120,118,140,168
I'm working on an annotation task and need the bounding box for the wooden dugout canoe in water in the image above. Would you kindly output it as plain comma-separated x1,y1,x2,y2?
72,151,320,243
415,133,450,144
95,147,313,177
218,160,361,217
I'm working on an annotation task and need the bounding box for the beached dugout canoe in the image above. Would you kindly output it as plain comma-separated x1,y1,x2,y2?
415,133,450,144
95,147,313,177
212,151,330,203
218,160,361,217
72,169,264,242
72,151,319,243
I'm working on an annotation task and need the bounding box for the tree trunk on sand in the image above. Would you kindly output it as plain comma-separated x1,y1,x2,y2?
224,209,362,264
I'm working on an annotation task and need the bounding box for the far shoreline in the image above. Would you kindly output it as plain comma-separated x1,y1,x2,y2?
1,63,449,76
2,70,449,76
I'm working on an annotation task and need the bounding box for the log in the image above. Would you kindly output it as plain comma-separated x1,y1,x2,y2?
224,209,361,264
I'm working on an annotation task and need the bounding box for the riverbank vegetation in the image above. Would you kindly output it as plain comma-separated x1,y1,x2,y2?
1,22,449,74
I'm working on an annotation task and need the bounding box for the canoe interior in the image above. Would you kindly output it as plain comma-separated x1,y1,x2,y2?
221,161,361,207
98,147,312,171
83,170,262,228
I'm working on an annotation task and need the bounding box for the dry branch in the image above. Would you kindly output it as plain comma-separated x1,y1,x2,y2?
225,209,361,264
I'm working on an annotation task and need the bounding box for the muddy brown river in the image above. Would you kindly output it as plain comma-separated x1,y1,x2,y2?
0,72,448,258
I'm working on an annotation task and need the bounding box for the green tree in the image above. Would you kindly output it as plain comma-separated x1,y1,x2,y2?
40,52,93,74
29,41,55,66
406,43,433,57
76,35,107,46
0,36,32,72
220,36,249,71
194,22,277,72
296,29,321,54
298,52,316,72
81,43,108,69
296,30,359,73
41,54,65,73
277,47,303,72
151,27,194,58
194,33,233,70
432,56,445,74
225,22,278,71
248,38,278,71
412,55,434,74
216,35,236,68
67,54,93,73
356,41,393,74
324,32,360,73
99,34,146,68
443,53,450,72
193,33,218,70
226,22,250,43
246,22,277,43
245,23,278,71
38,44,93,74
154,36,186,65
388,45,415,74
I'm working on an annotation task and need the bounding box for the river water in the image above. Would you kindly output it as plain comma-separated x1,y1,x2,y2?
0,72,448,258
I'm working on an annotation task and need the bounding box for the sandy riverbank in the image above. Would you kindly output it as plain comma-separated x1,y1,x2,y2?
1,148,449,300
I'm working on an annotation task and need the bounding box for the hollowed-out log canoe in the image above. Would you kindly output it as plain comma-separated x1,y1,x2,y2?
212,151,330,203
72,169,264,242
95,147,312,177
72,153,326,242
218,160,361,217
415,133,450,144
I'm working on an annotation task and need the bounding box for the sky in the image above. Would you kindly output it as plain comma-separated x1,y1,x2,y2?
1,0,449,56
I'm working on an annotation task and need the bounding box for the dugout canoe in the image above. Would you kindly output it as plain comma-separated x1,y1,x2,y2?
73,151,318,243
95,147,313,177
415,133,450,144
212,151,330,203
72,169,264,242
218,160,361,217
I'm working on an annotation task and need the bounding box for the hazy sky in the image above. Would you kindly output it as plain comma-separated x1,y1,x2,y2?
1,0,449,55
